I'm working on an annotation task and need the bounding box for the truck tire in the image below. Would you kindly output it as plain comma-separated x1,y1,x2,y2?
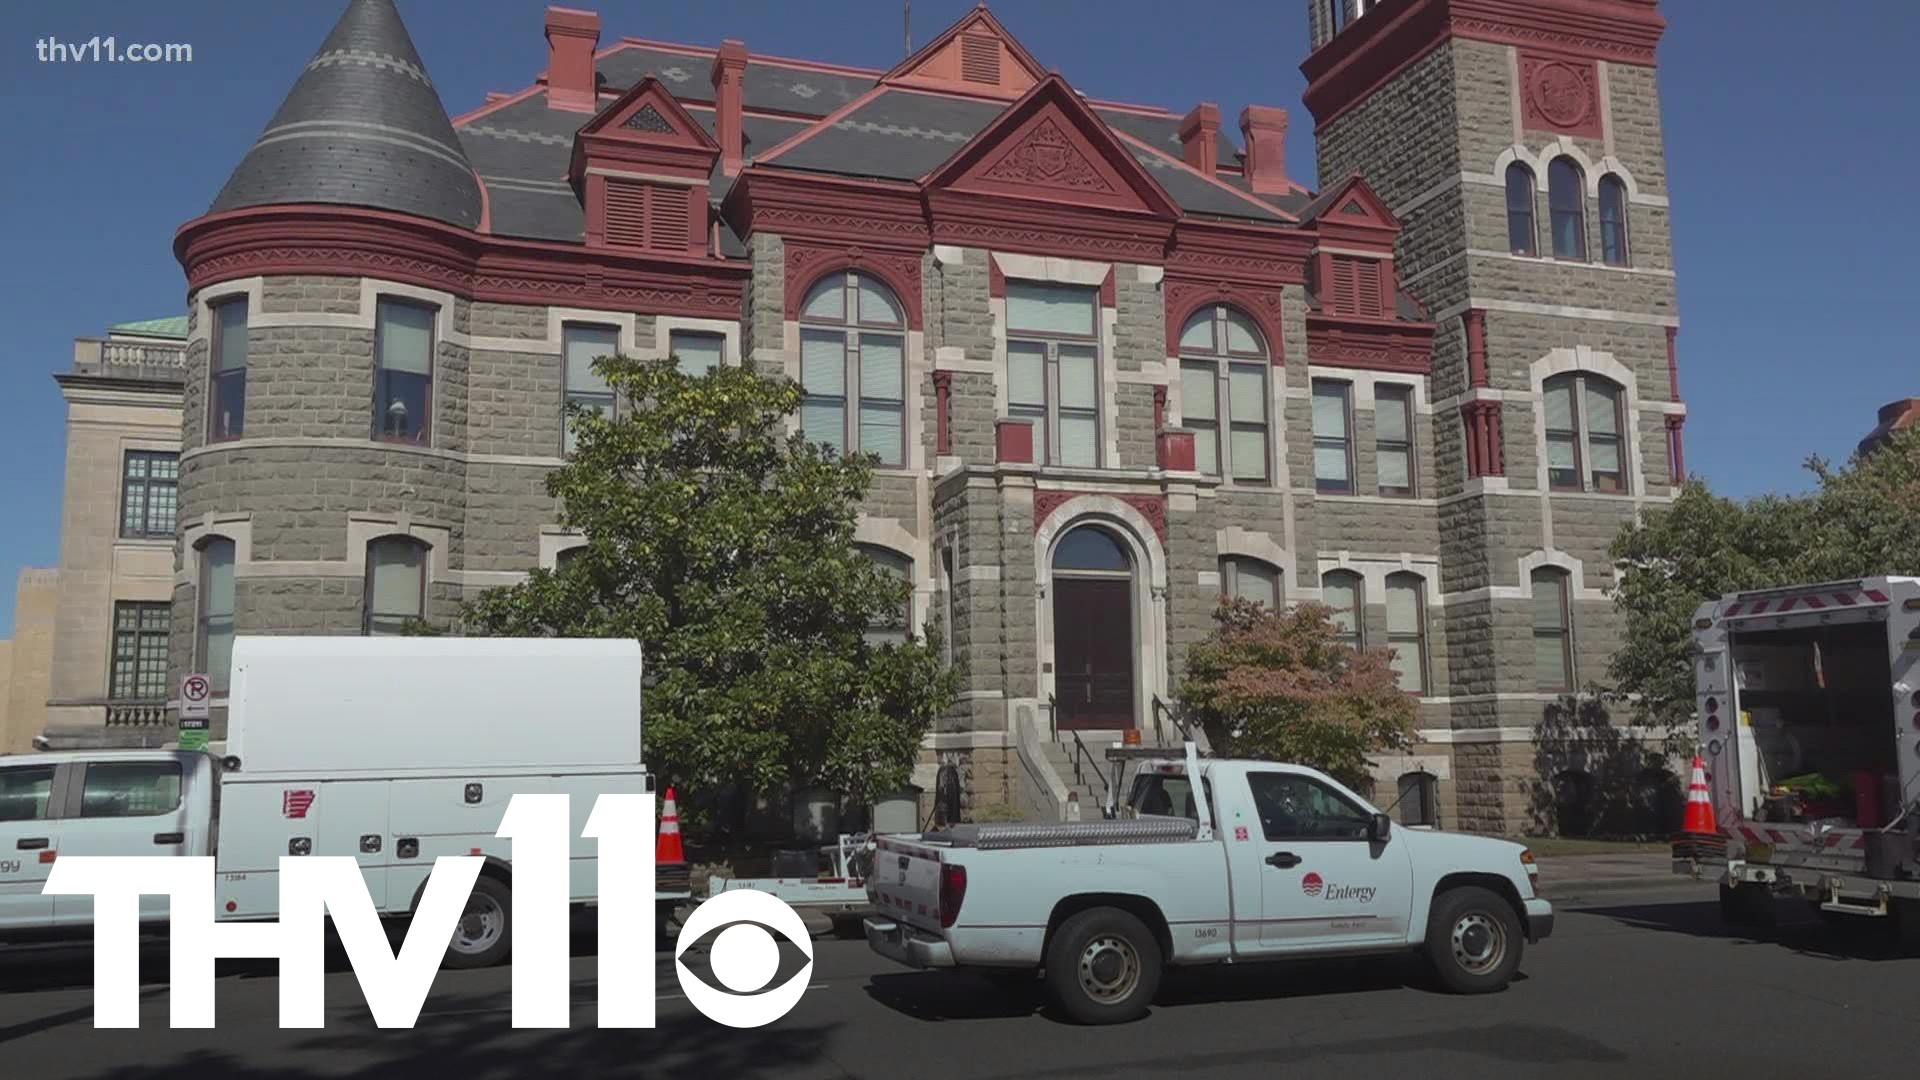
1424,886,1524,994
1042,908,1163,1025
444,874,512,970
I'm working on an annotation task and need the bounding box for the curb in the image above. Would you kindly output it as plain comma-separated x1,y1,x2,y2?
1538,876,1712,900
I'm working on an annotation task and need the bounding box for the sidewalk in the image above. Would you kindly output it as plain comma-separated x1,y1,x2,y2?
1532,850,1702,898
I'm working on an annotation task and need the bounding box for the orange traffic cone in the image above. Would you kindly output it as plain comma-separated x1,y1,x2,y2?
658,786,686,864
1682,755,1717,834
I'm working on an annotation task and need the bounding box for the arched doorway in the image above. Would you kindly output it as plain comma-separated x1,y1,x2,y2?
1051,524,1136,730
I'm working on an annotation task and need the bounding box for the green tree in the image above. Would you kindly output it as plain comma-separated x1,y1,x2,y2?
1177,597,1417,789
458,352,957,813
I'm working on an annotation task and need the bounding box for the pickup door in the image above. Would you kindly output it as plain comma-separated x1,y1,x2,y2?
0,761,62,930
1234,768,1413,952
50,758,201,927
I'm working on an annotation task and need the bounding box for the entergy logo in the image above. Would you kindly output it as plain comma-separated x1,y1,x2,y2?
1300,871,1324,897
282,790,316,818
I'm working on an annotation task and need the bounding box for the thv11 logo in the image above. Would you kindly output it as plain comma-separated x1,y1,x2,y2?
41,793,811,1030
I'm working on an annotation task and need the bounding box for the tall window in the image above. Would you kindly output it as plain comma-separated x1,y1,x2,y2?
374,298,434,445
1312,380,1354,494
1532,567,1574,692
364,536,428,636
562,324,619,456
1006,282,1100,468
1598,174,1630,267
1322,570,1363,649
670,329,725,377
196,537,235,693
1397,771,1438,826
209,297,248,442
1375,385,1414,497
940,546,957,668
1219,556,1281,609
109,602,171,700
1548,157,1586,260
1179,305,1269,483
800,272,906,467
858,544,913,646
1384,572,1428,694
1505,163,1537,257
119,451,179,539
1543,372,1627,493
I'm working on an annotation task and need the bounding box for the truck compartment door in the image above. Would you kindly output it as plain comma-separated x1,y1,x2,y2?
0,762,63,931
385,776,558,911
51,759,193,927
213,778,326,920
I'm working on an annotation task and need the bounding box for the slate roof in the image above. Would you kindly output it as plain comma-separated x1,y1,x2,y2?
597,44,876,118
209,0,481,230
1095,108,1240,172
760,91,1004,181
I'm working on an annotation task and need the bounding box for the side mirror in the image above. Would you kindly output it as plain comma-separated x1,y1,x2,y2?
1368,812,1392,843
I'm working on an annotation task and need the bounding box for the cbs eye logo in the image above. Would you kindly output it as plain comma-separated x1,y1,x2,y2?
674,889,814,1028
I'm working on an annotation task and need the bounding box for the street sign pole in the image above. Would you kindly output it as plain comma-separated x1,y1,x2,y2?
179,673,212,751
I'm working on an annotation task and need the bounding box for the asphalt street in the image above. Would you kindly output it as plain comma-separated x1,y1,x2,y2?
1,882,1916,1080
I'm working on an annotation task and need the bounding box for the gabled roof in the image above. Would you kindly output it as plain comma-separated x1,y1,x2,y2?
568,76,719,181
209,0,480,230
1299,172,1398,230
879,4,1047,98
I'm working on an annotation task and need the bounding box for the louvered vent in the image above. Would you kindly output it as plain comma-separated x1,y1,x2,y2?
1330,256,1384,318
602,180,691,251
647,185,689,250
605,181,648,248
961,34,1000,85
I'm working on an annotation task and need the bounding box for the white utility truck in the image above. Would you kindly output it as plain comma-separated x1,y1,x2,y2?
862,742,1551,1024
0,635,679,967
1672,577,1920,948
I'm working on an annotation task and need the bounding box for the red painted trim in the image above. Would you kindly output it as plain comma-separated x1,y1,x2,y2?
471,168,492,235
1163,278,1288,366
1112,130,1299,223
1305,313,1435,375
723,169,929,250
175,205,746,320
1301,0,1666,130
933,370,954,455
878,7,1048,91
569,76,722,182
1152,385,1167,432
996,418,1034,465
1665,413,1686,483
1665,325,1680,399
544,6,602,112
988,257,1006,299
1156,430,1196,472
450,83,544,127
1099,267,1116,308
1518,50,1604,139
783,239,924,332
1178,102,1220,178
1168,218,1312,287
1461,399,1506,477
711,39,749,177
1032,490,1167,542
755,84,891,167
1464,308,1489,388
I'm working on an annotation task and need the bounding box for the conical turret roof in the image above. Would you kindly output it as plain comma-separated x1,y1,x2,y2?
209,0,481,230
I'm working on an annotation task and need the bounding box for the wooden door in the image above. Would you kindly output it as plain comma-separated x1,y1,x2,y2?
1053,578,1135,730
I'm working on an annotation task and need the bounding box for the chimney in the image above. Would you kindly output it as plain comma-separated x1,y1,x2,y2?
1178,102,1220,178
711,38,748,175
545,6,601,112
1239,105,1291,194
1877,398,1920,428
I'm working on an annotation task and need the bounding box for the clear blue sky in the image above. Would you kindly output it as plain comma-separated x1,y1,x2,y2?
2,1,1915,634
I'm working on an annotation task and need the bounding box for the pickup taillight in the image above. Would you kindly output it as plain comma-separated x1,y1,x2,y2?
939,863,967,928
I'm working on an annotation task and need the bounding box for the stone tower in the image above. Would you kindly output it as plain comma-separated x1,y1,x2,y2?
1302,0,1684,830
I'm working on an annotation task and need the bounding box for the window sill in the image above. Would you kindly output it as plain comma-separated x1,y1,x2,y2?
116,534,177,545
372,434,432,448
1549,488,1637,501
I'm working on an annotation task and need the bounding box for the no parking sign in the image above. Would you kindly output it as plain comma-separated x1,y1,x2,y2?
179,673,211,750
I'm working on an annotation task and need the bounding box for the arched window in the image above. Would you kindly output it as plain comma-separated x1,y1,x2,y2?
364,536,429,636
1397,771,1438,826
555,545,586,570
1531,567,1574,692
195,537,236,693
1598,174,1630,267
1548,157,1586,260
799,272,906,467
1219,555,1281,609
1505,163,1537,257
1384,572,1428,694
1179,305,1269,483
856,543,913,646
1321,570,1364,649
1542,372,1627,493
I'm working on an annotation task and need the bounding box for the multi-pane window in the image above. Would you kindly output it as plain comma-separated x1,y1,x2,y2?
1006,282,1100,468
1219,556,1281,609
364,536,428,636
859,544,913,646
562,324,619,456
374,298,434,445
1312,380,1354,494
1548,157,1587,260
119,451,179,539
1532,567,1574,692
109,602,171,700
209,297,248,442
1598,174,1630,267
1322,570,1364,649
1179,305,1269,483
196,537,235,693
1505,164,1537,257
1375,385,1414,497
1543,372,1627,493
670,329,726,377
800,272,906,467
1384,572,1427,694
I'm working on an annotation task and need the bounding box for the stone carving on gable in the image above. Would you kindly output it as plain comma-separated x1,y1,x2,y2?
622,104,676,134
1033,490,1167,542
1518,54,1602,139
981,118,1112,192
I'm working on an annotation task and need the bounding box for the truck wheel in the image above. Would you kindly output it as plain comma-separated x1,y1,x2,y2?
1424,886,1523,994
1042,908,1163,1025
444,875,512,969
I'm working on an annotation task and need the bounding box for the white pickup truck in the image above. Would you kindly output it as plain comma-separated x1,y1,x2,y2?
863,743,1551,1024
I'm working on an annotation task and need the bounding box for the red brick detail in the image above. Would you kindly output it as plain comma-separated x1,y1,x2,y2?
1665,325,1680,399
782,240,924,331
995,418,1034,464
710,39,749,176
1157,430,1196,472
1463,400,1506,478
1465,308,1489,388
933,371,954,455
1152,384,1167,432
1032,490,1168,542
1238,105,1292,195
1179,102,1221,178
1518,51,1603,139
879,7,1046,99
1164,276,1287,364
1100,266,1116,307
543,7,601,112
1306,314,1433,375
988,257,1006,299
1666,414,1686,483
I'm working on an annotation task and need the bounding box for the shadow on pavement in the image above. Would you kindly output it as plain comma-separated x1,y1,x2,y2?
1573,896,1920,962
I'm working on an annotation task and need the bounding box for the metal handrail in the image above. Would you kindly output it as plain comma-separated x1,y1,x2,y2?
1047,694,1112,799
1153,694,1210,755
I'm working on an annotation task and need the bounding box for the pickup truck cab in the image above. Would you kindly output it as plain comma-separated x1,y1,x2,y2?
864,743,1550,1024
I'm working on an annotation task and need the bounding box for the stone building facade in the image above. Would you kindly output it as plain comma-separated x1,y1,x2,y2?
124,0,1686,831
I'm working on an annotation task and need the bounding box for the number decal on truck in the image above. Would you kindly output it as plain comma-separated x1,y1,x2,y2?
0,859,19,875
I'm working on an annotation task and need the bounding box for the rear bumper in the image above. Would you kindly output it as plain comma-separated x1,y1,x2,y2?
1524,897,1554,942
864,916,955,969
